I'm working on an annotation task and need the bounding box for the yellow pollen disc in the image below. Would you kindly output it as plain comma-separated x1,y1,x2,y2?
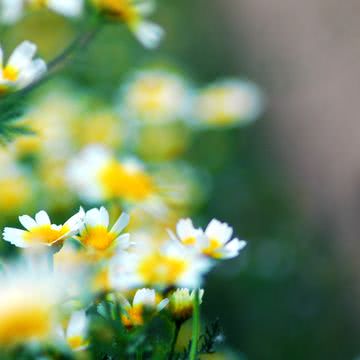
131,80,168,115
138,253,187,286
3,66,19,82
79,225,116,251
98,161,154,202
122,305,144,328
67,335,86,350
94,0,139,23
182,236,196,246
0,301,52,346
24,224,70,245
202,238,222,257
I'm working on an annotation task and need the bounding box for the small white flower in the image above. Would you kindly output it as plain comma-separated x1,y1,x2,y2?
110,241,213,290
120,288,168,328
0,41,47,94
169,288,204,322
3,208,85,248
172,218,247,259
76,206,130,253
194,79,265,127
121,70,191,124
61,310,89,351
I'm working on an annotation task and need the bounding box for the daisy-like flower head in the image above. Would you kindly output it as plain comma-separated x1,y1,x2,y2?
67,145,156,205
59,310,89,351
121,70,191,123
120,288,168,329
3,208,85,248
0,264,67,347
169,288,204,322
0,41,46,94
194,79,265,127
76,206,130,254
91,0,164,49
0,0,84,24
172,218,247,260
110,241,213,290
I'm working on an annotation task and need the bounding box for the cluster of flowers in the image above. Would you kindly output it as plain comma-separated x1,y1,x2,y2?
0,206,245,353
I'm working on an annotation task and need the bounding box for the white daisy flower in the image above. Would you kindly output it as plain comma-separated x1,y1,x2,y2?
110,241,213,290
0,264,68,347
121,70,191,124
169,288,204,322
76,206,130,253
91,0,164,49
194,79,265,127
67,145,158,206
60,310,89,351
3,208,85,248
120,288,168,328
172,218,247,259
0,41,47,94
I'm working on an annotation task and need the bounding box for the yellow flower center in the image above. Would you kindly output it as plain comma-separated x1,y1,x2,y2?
93,0,139,23
130,79,169,116
79,225,116,251
98,161,154,202
121,305,143,328
202,238,222,257
138,253,188,286
67,335,87,350
3,66,19,82
0,300,52,346
24,224,70,245
182,236,196,246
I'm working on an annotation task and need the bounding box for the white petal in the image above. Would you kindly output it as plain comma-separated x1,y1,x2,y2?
18,215,37,230
132,21,164,49
47,0,84,17
205,219,233,244
16,58,47,88
133,288,155,307
219,238,247,259
99,206,109,228
114,233,131,250
66,310,88,338
157,298,169,312
3,228,28,248
35,210,51,225
84,208,101,227
110,212,129,234
0,0,24,24
7,41,37,70
64,207,85,229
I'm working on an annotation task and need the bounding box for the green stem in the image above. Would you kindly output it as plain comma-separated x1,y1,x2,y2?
136,350,143,360
189,288,200,360
169,321,182,359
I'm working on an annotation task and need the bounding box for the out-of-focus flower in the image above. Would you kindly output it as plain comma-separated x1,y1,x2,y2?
75,207,130,255
0,0,84,24
120,288,168,329
194,79,264,127
168,288,204,322
0,41,46,94
0,151,33,215
60,310,89,351
122,70,190,123
91,0,164,49
67,145,157,205
72,108,124,150
172,218,247,259
3,208,84,248
0,266,66,347
110,242,212,289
